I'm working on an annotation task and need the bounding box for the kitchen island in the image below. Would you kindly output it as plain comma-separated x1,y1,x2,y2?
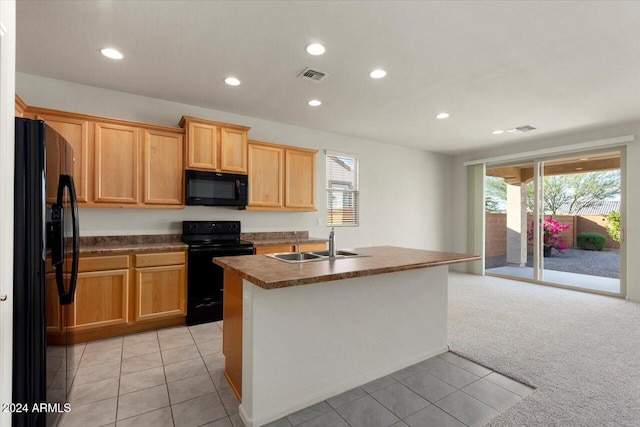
214,246,479,427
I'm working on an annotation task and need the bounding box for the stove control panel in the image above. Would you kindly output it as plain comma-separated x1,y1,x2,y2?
183,221,241,236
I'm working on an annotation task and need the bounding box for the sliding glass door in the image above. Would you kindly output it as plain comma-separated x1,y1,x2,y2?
536,153,622,294
485,150,623,296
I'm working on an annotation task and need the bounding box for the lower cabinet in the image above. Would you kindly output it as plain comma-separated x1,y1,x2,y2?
50,250,187,343
134,252,186,321
66,254,131,332
67,268,129,331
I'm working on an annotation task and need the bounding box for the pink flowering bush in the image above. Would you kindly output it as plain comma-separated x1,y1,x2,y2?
527,217,570,253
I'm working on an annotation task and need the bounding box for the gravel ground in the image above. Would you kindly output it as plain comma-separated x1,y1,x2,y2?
525,247,620,278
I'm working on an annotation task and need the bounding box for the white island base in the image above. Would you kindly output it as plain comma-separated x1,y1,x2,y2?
239,266,449,427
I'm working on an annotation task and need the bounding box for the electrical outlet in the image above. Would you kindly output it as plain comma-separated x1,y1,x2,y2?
317,217,323,226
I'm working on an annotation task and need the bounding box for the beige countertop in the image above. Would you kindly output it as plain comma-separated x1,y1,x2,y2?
213,246,480,290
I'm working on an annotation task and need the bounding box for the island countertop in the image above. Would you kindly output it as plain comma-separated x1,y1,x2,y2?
213,246,480,289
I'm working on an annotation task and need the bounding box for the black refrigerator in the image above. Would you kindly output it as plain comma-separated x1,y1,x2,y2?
13,118,80,427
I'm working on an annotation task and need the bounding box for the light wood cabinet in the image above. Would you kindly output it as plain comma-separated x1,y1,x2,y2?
67,268,129,331
134,252,186,321
248,142,284,208
285,149,316,209
68,255,130,332
94,122,140,204
35,112,91,203
25,106,187,209
184,120,218,170
248,140,317,211
180,116,249,174
56,251,186,342
220,127,248,173
223,269,243,399
143,129,184,205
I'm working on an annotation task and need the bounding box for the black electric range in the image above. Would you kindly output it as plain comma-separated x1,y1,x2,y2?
182,221,254,325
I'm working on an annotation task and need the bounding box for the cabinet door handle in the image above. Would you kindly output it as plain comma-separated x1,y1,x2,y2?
0,295,7,302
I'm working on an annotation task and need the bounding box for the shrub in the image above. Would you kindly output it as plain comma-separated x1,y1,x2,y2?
605,211,621,243
527,217,569,252
577,232,606,251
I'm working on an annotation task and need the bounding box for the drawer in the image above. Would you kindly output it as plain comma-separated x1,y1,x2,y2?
79,255,130,272
135,251,186,268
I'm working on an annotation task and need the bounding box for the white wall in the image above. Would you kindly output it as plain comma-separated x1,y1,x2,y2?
0,2,16,425
451,122,640,302
17,73,453,251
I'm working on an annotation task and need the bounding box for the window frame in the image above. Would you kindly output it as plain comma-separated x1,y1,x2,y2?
326,150,360,227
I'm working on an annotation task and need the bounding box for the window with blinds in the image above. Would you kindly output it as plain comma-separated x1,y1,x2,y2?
326,151,359,226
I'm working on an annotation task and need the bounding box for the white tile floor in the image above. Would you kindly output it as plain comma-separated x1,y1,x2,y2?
265,351,534,427
58,321,243,427
56,322,533,427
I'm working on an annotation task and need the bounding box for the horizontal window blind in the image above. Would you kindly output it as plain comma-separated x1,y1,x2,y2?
326,152,359,226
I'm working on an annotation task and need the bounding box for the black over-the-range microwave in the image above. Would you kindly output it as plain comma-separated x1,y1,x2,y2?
185,170,248,207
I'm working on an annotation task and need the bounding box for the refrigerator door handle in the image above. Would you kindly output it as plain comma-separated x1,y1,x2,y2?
54,174,80,305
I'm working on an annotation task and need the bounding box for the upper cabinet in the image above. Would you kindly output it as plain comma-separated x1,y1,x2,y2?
248,142,284,208
143,129,184,205
25,105,185,209
180,116,249,174
94,122,140,204
18,102,317,212
285,149,316,209
248,140,317,211
34,112,90,203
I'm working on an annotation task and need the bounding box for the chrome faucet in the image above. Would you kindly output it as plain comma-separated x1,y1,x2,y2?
328,227,336,258
294,231,302,261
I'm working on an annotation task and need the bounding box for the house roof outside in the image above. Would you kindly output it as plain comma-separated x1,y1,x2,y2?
556,200,620,215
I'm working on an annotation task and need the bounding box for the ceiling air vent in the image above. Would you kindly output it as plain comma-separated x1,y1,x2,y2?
507,125,536,134
298,67,328,83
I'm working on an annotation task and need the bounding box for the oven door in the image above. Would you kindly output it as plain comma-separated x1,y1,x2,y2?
186,245,254,325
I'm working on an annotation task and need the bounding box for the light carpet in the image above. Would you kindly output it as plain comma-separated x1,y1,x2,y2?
448,272,640,426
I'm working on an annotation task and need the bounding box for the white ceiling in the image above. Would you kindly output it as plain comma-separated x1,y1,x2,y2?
15,1,640,154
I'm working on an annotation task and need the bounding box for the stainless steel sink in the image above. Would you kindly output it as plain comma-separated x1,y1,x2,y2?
265,250,369,263
309,250,360,257
267,252,323,263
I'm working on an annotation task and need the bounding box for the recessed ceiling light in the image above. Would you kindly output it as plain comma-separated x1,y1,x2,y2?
435,112,450,119
224,77,241,86
369,69,387,79
306,43,325,56
308,99,322,107
579,157,589,161
492,130,505,135
576,167,583,171
100,48,123,60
